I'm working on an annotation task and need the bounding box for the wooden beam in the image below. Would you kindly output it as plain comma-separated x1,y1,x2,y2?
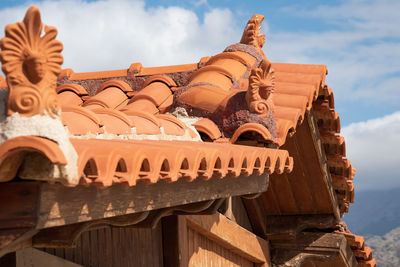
0,174,268,255
185,213,271,266
306,111,341,219
242,197,268,238
38,174,268,228
32,199,227,248
266,214,337,240
162,216,188,267
0,182,40,257
270,232,358,267
263,111,340,219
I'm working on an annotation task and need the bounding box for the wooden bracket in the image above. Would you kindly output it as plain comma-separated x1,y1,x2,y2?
266,214,337,240
31,198,227,248
270,232,358,267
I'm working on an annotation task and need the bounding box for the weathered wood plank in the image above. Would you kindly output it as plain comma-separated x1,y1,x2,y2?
16,248,81,267
0,182,39,229
229,196,253,232
268,172,300,214
0,182,40,257
270,232,358,267
162,215,188,267
40,225,164,267
242,197,267,238
0,252,15,267
185,213,270,265
266,214,336,240
303,111,340,218
38,174,268,228
282,134,316,213
262,111,340,219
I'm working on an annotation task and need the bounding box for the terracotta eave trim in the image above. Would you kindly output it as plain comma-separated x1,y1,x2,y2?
68,139,293,188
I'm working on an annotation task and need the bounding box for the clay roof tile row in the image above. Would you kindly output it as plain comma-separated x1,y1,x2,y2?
268,63,355,216
58,79,199,139
336,231,376,267
71,139,293,188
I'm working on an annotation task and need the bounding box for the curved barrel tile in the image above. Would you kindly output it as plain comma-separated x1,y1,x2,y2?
84,86,129,110
193,118,222,141
92,108,133,135
0,136,67,182
230,123,273,144
61,105,103,135
57,83,88,106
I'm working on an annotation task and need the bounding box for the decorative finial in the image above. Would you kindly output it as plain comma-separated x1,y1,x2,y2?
240,14,265,51
0,6,63,117
246,58,275,115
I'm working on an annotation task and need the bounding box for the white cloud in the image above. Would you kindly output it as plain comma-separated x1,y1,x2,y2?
0,0,241,72
267,0,400,105
342,111,400,191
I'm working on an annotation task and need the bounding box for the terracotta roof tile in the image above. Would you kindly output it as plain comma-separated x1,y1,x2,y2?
333,225,377,267
0,75,6,88
83,86,128,109
358,259,377,267
123,110,161,135
92,108,133,134
230,123,273,144
262,62,355,217
71,138,293,187
61,105,104,135
354,245,372,260
56,83,88,106
0,136,67,182
192,118,222,141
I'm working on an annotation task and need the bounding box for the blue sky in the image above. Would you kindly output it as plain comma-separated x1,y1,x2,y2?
0,0,399,191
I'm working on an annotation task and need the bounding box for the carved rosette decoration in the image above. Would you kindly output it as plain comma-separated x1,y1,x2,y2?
240,14,265,53
0,6,63,117
246,58,275,115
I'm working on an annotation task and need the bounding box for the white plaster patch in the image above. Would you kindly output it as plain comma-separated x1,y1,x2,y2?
0,112,79,185
169,107,203,140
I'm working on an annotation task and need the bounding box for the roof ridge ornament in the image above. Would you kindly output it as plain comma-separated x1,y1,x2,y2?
240,14,265,54
246,58,275,115
0,6,63,118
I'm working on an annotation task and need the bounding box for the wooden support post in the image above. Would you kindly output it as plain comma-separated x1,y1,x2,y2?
162,216,188,267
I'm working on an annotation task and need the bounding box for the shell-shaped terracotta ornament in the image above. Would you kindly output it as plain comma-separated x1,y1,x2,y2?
0,6,63,117
240,14,265,51
246,58,275,115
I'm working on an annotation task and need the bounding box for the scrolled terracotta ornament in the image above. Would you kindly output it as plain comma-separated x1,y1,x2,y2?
240,14,265,52
0,6,63,117
246,58,275,115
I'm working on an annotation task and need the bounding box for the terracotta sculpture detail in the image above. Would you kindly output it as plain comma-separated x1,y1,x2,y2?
246,58,275,115
0,6,63,117
240,14,265,51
